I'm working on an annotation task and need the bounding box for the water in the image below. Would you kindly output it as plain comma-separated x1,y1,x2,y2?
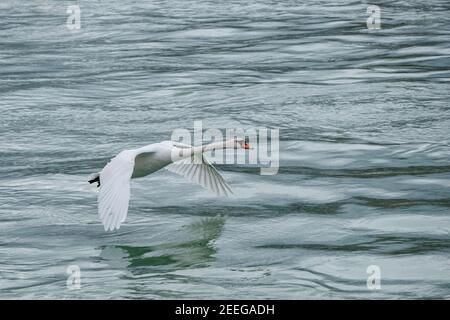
1,0,450,299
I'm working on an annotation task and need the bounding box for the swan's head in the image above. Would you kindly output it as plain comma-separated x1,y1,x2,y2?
234,137,252,150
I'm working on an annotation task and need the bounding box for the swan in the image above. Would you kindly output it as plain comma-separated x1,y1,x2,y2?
89,138,251,231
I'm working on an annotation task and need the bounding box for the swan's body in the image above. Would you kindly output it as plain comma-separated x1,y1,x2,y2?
90,139,249,231
131,142,174,178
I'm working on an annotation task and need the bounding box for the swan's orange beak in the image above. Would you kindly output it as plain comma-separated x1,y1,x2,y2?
244,142,251,150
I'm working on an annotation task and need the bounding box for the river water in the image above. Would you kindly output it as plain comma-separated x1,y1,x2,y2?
0,0,449,299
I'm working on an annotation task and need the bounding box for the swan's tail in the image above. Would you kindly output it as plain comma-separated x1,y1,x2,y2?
88,173,101,187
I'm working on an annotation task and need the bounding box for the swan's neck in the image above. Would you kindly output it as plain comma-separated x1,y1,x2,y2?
172,139,237,163
193,139,236,154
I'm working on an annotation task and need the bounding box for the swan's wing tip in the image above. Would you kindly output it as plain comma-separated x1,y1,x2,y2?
103,224,121,232
98,150,135,232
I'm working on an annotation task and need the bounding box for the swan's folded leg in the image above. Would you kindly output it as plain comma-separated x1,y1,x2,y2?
88,173,100,187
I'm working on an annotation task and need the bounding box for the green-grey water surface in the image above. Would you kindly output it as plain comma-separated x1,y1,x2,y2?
0,0,449,299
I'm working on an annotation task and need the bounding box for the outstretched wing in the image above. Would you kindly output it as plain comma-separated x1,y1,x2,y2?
98,150,136,231
166,154,233,197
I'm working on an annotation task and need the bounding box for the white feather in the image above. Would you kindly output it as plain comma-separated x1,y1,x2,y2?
166,154,233,197
98,150,135,231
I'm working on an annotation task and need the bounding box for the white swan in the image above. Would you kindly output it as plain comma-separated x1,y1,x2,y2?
89,138,251,231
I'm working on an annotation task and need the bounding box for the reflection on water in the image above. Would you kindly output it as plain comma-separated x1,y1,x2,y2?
100,216,225,273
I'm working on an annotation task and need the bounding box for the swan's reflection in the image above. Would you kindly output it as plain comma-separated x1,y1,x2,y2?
99,215,225,274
